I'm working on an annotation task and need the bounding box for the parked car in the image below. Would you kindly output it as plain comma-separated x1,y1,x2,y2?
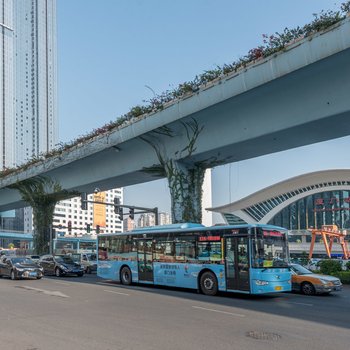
306,258,322,271
39,254,84,277
26,255,41,262
70,252,97,274
289,263,342,295
0,255,44,280
0,249,16,257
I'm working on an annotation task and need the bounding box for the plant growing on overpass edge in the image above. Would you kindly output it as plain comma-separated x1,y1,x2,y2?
0,2,349,181
8,177,79,255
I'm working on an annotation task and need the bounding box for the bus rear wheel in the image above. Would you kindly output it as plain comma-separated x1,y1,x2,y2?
200,271,218,296
120,266,132,285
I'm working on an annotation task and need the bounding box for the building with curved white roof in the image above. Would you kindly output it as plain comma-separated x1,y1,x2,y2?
210,169,350,225
209,169,350,256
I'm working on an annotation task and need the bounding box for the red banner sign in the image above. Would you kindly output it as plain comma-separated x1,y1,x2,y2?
199,236,221,242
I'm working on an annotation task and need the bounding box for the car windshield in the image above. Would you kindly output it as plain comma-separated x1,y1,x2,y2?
291,264,312,275
30,255,40,260
70,254,81,262
252,229,289,268
55,256,75,264
11,257,34,264
87,253,97,261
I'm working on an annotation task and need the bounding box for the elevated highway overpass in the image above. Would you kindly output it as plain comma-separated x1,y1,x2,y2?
1,17,350,211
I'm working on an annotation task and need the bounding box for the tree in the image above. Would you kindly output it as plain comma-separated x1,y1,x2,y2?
9,176,79,254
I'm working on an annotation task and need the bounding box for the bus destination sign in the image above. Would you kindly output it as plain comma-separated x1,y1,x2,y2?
199,236,221,242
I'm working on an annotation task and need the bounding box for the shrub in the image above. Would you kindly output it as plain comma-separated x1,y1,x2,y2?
319,259,342,275
299,251,309,266
332,271,350,284
345,261,350,271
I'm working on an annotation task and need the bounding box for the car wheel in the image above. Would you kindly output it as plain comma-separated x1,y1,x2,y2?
120,266,132,285
200,271,218,296
37,276,42,279
55,267,61,277
77,272,84,277
301,282,315,295
10,270,17,280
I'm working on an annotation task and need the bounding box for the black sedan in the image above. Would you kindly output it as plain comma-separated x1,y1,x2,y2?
0,256,44,280
39,254,84,277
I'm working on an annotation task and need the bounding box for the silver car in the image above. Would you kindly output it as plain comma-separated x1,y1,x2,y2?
71,253,97,274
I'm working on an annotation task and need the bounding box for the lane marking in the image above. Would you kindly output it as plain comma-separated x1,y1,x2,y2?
15,285,69,298
97,281,117,286
54,281,71,286
192,306,245,317
103,289,130,296
288,302,313,307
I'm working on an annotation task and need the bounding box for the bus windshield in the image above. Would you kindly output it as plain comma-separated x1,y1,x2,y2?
252,229,289,268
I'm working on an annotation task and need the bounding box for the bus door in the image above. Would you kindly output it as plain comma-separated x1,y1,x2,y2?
137,240,153,282
225,237,250,291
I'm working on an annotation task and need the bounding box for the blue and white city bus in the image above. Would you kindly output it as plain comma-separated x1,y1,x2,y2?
97,223,291,295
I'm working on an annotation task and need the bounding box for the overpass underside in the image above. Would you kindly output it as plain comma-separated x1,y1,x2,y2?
1,18,350,211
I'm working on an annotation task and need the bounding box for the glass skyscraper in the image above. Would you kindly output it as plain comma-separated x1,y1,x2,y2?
1,0,57,170
0,0,15,169
1,0,57,231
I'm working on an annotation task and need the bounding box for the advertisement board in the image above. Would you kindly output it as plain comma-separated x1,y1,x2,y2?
93,192,106,227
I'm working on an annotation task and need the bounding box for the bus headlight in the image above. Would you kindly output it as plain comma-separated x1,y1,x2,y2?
255,280,269,286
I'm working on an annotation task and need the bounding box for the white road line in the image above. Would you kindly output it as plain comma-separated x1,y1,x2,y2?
97,281,117,286
18,286,69,298
103,289,130,296
289,302,313,307
54,281,71,286
192,306,245,317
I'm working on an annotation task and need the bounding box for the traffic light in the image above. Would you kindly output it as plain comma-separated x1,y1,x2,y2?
114,197,120,214
96,225,100,234
81,192,88,210
68,221,72,232
118,207,123,221
129,208,134,220
86,223,91,233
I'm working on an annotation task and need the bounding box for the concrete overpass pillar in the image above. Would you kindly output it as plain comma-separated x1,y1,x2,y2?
167,160,206,224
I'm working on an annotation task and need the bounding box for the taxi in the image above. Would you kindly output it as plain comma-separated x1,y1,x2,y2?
290,263,342,295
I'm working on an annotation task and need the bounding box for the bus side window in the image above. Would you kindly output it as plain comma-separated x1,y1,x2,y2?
175,239,195,262
197,241,222,263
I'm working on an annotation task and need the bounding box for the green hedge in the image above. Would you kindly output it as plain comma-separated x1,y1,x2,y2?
332,271,350,284
319,259,342,275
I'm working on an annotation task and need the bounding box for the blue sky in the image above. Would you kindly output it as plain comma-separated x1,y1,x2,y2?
57,0,349,219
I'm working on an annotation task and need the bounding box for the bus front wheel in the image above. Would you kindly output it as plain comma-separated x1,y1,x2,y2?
120,266,132,285
200,271,218,296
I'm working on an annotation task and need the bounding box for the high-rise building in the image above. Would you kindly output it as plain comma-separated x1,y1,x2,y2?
137,213,156,228
158,212,171,226
1,1,57,232
137,212,171,228
201,169,213,226
123,217,135,232
53,189,123,236
14,0,58,165
1,0,57,170
0,1,15,169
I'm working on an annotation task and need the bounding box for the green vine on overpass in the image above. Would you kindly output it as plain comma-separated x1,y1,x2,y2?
141,119,225,223
0,2,349,181
8,177,79,254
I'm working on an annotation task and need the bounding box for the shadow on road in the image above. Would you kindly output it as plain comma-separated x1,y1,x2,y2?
40,273,350,330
